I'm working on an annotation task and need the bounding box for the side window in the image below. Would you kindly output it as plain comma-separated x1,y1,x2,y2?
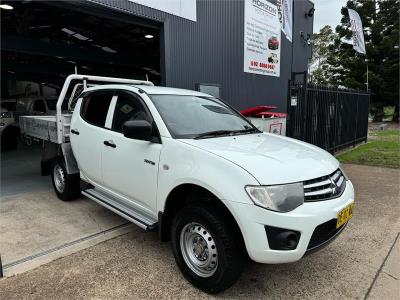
112,92,151,133
81,91,113,127
33,100,46,113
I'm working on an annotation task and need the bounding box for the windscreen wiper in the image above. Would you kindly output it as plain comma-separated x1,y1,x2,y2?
194,130,237,139
194,128,260,139
236,128,261,133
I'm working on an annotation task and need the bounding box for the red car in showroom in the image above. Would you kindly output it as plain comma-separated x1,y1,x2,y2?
268,36,279,50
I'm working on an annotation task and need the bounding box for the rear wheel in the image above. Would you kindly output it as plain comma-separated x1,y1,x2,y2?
171,204,244,294
51,159,80,201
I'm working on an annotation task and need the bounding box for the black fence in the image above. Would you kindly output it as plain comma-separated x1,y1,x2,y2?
287,82,370,153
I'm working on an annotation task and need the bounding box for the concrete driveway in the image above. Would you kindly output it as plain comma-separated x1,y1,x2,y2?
0,164,399,299
0,143,132,277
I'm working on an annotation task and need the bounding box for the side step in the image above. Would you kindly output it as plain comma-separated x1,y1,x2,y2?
82,189,158,232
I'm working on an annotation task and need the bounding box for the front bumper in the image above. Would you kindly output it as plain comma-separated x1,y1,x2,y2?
223,180,355,264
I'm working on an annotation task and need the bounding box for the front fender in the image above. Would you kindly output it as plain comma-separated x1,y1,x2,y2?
156,138,258,212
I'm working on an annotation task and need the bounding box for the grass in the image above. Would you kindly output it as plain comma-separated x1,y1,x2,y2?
337,129,400,169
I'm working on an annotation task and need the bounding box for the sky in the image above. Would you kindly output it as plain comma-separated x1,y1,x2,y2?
312,0,348,33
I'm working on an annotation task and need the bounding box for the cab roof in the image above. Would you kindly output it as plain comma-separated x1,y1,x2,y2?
132,85,211,97
85,84,212,97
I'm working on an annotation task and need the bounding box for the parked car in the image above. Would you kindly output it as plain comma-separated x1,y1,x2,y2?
268,36,279,50
0,107,19,150
15,96,59,117
21,75,355,294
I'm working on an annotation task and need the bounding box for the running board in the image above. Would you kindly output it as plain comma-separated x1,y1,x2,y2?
82,189,158,232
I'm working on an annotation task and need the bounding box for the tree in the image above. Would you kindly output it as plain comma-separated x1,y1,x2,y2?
310,25,337,85
326,0,399,121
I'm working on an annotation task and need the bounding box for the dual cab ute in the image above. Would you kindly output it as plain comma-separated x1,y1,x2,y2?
21,75,355,293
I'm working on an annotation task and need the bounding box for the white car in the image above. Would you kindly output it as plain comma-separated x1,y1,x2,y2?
15,96,59,116
22,76,355,293
0,107,18,150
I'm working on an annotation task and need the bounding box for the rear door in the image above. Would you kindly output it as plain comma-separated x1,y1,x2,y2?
70,89,114,185
101,90,161,214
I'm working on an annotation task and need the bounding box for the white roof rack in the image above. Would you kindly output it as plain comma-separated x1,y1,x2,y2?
72,74,154,87
56,74,154,143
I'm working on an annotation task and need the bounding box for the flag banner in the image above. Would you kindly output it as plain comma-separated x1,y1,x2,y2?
277,0,293,42
348,8,366,54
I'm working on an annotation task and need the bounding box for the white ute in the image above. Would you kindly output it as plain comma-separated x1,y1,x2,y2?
21,75,355,293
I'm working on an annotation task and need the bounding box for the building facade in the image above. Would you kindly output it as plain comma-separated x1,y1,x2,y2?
1,0,314,112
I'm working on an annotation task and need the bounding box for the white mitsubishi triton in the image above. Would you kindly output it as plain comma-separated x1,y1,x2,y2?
28,76,354,294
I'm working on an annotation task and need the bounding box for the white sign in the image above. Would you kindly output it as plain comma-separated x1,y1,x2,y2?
281,0,293,42
290,96,297,106
128,0,196,21
244,0,281,77
348,8,366,54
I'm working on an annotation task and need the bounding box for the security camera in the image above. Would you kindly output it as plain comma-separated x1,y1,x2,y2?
305,7,315,18
307,33,312,46
300,31,312,46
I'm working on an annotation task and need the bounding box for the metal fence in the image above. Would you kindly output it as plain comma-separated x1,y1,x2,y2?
286,82,370,153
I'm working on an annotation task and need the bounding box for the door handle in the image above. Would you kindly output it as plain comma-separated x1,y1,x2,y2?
71,129,80,135
104,140,117,148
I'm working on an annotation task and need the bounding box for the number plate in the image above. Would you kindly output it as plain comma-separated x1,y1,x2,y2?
336,203,354,228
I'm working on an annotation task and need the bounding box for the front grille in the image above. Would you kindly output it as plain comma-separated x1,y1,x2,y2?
307,219,345,251
303,169,346,202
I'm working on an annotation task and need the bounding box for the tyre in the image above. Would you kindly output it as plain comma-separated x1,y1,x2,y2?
171,204,244,294
51,159,80,201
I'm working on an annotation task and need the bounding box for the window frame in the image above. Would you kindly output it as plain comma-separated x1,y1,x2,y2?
79,89,116,129
109,90,153,133
79,88,162,143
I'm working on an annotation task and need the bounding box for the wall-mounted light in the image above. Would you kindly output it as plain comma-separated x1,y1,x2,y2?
101,46,117,53
0,4,14,10
305,7,315,18
145,34,154,39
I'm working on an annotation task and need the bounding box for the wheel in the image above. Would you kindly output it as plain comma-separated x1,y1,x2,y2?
171,204,245,294
51,159,80,201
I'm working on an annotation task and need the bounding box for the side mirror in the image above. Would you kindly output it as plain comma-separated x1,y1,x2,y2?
122,120,153,141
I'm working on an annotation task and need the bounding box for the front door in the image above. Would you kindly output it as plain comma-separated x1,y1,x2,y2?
101,90,161,215
70,90,114,185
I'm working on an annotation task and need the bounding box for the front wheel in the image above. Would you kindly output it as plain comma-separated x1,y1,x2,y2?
51,159,80,201
171,204,244,294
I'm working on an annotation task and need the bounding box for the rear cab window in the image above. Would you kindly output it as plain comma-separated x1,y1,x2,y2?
80,90,114,127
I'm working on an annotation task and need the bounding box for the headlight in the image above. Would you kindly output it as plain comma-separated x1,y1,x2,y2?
245,183,304,212
0,112,12,118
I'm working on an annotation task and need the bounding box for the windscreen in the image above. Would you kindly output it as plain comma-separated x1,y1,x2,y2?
150,95,255,139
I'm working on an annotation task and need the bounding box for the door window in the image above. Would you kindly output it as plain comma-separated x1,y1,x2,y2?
81,91,114,127
112,91,151,133
33,100,46,113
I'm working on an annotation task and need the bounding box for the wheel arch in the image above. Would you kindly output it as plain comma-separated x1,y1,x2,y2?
158,183,246,251
41,142,79,176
